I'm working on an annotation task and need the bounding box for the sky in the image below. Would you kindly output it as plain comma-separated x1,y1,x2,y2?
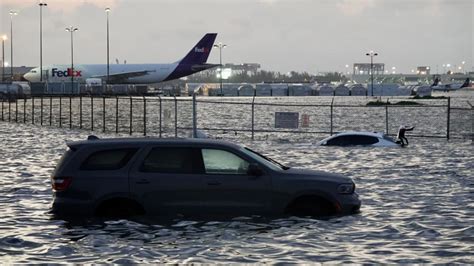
0,0,472,74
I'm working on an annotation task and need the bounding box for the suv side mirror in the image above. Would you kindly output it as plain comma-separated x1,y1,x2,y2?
247,163,263,177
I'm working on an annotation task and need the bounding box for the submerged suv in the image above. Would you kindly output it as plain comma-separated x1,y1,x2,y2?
51,137,361,217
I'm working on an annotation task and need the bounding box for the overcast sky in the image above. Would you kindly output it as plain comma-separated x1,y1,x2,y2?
0,0,472,74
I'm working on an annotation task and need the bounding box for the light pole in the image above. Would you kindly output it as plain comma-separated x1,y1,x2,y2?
1,35,6,82
39,2,47,82
105,7,110,84
213,42,227,96
366,50,378,96
66,26,78,93
9,10,17,81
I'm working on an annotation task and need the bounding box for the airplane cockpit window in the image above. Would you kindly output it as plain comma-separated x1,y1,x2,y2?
31,70,37,73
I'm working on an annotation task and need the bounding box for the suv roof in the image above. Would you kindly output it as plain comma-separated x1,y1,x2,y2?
67,136,243,150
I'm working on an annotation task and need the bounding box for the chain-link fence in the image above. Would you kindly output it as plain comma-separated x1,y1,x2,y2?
1,95,472,141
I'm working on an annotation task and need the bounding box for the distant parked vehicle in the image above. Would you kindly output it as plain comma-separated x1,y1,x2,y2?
51,137,361,217
317,131,399,147
0,82,31,100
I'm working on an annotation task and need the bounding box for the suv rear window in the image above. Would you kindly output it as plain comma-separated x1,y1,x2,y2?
81,148,138,170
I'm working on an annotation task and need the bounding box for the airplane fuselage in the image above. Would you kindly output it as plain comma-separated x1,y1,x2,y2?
24,63,179,84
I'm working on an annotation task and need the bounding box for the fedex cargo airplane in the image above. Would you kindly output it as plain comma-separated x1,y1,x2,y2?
23,33,218,84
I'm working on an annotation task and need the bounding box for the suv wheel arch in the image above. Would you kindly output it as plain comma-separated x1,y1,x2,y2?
95,197,145,217
285,194,339,216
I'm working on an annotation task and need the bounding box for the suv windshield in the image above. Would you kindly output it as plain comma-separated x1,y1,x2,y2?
241,147,289,171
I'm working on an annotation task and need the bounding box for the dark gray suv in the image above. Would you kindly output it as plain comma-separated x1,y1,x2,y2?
51,137,361,217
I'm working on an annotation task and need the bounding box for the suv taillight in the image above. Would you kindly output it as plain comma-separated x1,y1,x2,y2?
51,176,73,191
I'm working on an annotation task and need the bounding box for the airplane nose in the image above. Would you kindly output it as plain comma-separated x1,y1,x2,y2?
23,72,34,82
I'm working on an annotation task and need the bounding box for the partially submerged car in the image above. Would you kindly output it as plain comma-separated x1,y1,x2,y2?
51,137,361,217
317,131,399,147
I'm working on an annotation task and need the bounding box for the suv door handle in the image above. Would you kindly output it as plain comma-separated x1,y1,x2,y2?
207,181,221,186
135,179,150,185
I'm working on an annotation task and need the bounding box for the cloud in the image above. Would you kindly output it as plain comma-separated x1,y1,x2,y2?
422,0,442,16
336,0,375,15
1,0,118,13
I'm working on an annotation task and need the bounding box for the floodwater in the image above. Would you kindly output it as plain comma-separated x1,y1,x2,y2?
0,118,472,263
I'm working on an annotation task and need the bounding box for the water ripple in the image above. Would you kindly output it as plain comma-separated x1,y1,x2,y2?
0,116,473,263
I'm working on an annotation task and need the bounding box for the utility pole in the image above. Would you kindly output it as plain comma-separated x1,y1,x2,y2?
366,51,378,97
66,26,78,93
39,2,47,82
213,42,227,96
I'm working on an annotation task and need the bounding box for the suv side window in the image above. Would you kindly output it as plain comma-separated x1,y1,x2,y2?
141,147,203,174
81,148,138,170
201,149,249,175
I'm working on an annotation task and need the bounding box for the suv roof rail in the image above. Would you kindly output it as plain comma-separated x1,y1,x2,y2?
87,135,99,140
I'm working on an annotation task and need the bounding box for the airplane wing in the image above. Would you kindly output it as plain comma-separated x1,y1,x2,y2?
92,70,154,83
191,63,220,71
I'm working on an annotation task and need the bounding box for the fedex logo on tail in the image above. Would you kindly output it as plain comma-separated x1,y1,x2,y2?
52,68,82,77
194,47,209,53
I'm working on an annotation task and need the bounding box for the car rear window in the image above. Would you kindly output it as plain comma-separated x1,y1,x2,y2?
327,135,379,146
141,147,203,174
81,148,138,170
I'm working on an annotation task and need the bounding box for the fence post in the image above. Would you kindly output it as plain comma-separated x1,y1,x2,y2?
251,94,256,140
91,96,94,131
468,101,474,142
385,105,389,134
192,93,197,138
59,96,62,128
40,96,43,125
330,97,334,135
31,97,35,124
49,96,52,126
159,96,162,138
446,97,450,140
174,96,178,137
471,102,473,142
15,97,18,122
23,98,26,123
143,96,147,136
79,95,82,129
103,96,106,133
69,95,72,129
129,96,133,135
115,96,119,134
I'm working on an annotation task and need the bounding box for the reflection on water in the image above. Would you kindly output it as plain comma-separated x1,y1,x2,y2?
0,110,473,263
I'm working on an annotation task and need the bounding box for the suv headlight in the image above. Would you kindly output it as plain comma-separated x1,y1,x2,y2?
337,183,355,194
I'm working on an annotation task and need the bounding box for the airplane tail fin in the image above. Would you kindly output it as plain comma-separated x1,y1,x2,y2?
431,76,440,87
461,78,470,88
179,33,217,65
